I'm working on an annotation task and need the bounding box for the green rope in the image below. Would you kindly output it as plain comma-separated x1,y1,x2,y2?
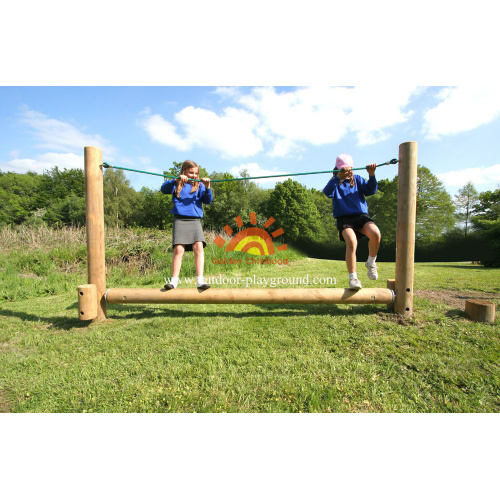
101,163,169,178
101,159,398,183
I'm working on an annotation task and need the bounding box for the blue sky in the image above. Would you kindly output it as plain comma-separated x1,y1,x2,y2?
1,86,499,197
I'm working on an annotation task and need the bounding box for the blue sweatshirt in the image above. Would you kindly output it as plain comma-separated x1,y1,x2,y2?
323,174,377,218
161,179,213,218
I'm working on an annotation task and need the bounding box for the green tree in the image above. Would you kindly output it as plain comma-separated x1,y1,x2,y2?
365,167,455,245
472,188,500,224
238,170,273,226
39,166,85,204
454,181,479,238
136,187,173,229
415,166,455,242
202,172,242,230
310,187,336,241
0,171,45,225
103,168,141,227
471,188,500,266
38,167,86,226
367,178,399,245
43,193,86,226
267,179,322,243
203,170,270,231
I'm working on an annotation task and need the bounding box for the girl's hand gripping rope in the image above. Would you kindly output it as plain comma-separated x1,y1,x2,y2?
366,163,377,176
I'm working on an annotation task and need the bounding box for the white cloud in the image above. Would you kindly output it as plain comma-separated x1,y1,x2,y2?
437,164,500,190
1,108,120,176
423,87,500,139
229,162,292,185
0,152,83,174
20,108,115,154
212,86,241,100
175,106,263,158
355,130,390,145
237,86,417,154
347,86,416,144
267,138,304,158
139,112,191,151
140,86,418,160
238,87,350,152
139,106,263,159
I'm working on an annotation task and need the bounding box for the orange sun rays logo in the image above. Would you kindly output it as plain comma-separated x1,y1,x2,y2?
214,213,287,256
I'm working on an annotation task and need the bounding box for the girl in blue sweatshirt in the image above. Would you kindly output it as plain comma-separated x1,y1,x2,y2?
323,153,381,290
161,160,213,290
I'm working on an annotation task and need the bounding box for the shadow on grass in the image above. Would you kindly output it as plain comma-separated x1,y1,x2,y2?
0,306,86,331
424,264,490,270
0,302,392,328
108,302,387,320
445,309,468,320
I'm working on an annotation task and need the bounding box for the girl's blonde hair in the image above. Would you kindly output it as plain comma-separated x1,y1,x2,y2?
175,160,200,198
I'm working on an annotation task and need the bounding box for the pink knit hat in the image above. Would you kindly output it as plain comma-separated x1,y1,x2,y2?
335,153,354,170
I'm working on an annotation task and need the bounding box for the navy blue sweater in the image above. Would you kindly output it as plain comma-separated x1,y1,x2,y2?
323,174,377,218
161,179,213,217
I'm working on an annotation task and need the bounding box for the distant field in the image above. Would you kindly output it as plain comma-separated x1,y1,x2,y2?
1,226,498,413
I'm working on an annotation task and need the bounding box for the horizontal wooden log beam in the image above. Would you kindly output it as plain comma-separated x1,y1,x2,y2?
105,288,395,305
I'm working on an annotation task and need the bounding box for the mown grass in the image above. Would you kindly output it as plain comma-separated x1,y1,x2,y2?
0,225,499,413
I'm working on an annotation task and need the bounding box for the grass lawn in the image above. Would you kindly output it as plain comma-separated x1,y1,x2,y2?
1,234,499,413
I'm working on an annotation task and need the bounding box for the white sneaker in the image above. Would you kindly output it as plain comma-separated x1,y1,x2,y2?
349,277,362,290
365,260,378,280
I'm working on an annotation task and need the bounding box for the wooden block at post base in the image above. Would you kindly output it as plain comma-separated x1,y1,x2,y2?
465,299,495,324
78,284,98,320
386,279,396,312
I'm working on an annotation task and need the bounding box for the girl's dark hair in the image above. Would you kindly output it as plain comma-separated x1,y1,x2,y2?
334,168,356,187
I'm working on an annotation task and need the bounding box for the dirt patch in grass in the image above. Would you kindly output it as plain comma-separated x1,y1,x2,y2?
415,289,500,311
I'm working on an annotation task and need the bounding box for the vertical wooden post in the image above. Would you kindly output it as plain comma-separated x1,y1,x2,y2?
84,147,107,320
395,141,418,317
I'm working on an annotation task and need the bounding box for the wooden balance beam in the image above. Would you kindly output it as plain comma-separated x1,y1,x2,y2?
82,141,417,322
104,287,395,305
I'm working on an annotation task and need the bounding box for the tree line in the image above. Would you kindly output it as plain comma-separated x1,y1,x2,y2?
1,163,498,266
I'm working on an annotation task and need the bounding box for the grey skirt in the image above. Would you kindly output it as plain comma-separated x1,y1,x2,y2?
172,215,206,251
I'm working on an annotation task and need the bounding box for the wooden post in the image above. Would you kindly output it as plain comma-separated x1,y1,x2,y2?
84,147,107,321
78,284,98,320
465,299,495,324
394,141,418,317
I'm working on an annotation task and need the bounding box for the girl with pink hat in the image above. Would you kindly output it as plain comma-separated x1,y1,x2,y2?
323,153,381,290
